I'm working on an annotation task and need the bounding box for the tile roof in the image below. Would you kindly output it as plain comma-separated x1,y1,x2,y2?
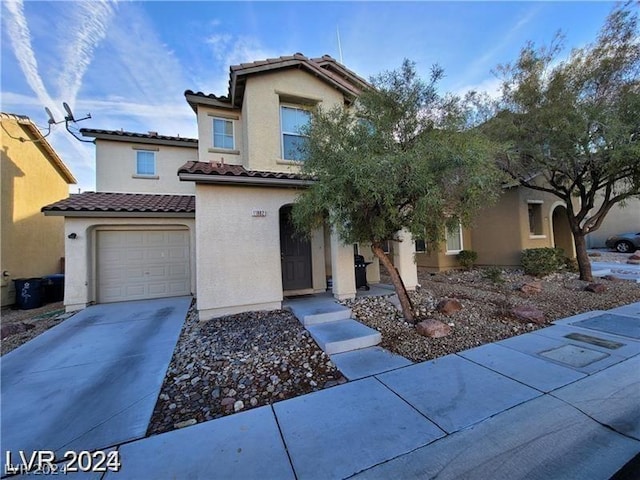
178,161,307,180
80,128,198,145
186,53,369,110
42,192,195,215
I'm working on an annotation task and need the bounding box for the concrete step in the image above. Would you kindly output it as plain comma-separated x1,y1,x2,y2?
331,347,413,380
307,319,381,355
286,297,352,326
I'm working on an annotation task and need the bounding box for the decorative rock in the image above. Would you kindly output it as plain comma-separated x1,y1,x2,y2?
510,306,545,325
168,403,176,410
159,393,169,401
585,283,607,293
519,281,543,294
416,319,452,338
436,299,463,315
220,397,236,408
602,275,622,282
174,373,190,383
190,376,201,386
233,400,244,412
174,419,197,429
250,397,258,407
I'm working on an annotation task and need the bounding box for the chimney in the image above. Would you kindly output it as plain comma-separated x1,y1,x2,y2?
148,131,158,137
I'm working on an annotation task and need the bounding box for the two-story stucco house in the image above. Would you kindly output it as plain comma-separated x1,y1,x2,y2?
43,54,421,318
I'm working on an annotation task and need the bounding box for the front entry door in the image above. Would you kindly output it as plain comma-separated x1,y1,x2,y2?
280,206,312,290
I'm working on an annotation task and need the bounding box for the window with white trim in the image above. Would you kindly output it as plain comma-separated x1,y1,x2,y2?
136,150,156,176
281,105,310,161
445,222,463,254
213,117,234,149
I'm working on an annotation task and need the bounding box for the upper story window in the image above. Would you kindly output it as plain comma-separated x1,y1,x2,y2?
281,105,311,161
445,222,463,254
213,117,234,150
136,150,156,176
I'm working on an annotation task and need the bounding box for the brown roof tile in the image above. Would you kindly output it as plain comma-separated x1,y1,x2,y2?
42,192,195,214
178,161,307,181
80,128,198,145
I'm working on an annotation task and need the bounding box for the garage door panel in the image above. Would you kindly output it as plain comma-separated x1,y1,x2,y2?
97,230,190,303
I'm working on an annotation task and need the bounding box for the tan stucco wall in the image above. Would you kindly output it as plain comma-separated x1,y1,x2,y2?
196,105,244,166
195,183,360,319
1,121,71,305
242,69,345,173
62,217,196,312
471,186,569,267
586,196,640,248
471,189,523,266
416,228,473,272
95,140,196,194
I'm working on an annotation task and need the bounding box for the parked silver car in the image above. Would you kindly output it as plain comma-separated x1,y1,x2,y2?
605,232,640,253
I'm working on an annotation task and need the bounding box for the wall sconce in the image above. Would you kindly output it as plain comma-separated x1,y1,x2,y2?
68,233,77,239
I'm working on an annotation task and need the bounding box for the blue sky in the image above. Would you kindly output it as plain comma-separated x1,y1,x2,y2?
1,1,618,191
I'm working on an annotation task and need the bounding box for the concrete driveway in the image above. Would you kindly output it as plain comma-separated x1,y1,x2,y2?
1,296,190,470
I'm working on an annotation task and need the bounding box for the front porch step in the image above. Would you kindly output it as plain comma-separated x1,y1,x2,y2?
286,296,352,326
307,319,381,355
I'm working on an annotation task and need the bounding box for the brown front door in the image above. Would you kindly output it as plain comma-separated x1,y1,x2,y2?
280,205,312,290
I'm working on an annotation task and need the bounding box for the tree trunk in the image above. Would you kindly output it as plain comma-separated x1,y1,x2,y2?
371,244,415,323
573,232,593,282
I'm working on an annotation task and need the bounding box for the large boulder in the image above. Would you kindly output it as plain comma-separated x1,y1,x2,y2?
585,283,607,293
510,305,545,325
416,319,452,338
436,299,462,315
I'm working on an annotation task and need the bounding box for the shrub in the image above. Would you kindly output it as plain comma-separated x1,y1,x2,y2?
457,250,478,270
521,248,566,277
482,266,505,284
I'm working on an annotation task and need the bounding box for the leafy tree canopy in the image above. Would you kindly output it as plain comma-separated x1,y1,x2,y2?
483,4,640,280
292,59,503,321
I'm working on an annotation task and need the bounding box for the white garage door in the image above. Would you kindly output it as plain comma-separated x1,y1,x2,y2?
97,229,190,303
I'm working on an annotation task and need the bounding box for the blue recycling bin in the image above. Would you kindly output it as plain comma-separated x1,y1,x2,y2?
13,278,44,310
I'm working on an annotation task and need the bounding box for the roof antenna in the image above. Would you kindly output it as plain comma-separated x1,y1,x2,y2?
336,26,343,64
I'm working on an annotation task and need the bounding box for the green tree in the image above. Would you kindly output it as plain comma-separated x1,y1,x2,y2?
487,5,640,281
292,60,502,322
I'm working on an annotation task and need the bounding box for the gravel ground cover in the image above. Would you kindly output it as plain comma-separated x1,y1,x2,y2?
146,303,344,435
358,264,639,362
1,302,71,355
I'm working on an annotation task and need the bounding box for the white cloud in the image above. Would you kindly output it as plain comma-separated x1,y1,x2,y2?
2,0,57,114
57,0,117,106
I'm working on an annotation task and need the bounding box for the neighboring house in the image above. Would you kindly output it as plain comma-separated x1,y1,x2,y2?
1,112,76,306
43,54,420,319
586,197,640,249
416,177,576,271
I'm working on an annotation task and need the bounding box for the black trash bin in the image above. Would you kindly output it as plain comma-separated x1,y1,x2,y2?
13,278,44,310
43,274,65,303
354,255,372,290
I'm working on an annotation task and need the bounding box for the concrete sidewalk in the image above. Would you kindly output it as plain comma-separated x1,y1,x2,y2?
104,302,640,480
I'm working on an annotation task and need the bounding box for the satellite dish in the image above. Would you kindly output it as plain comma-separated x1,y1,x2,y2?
44,107,57,124
63,102,75,122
